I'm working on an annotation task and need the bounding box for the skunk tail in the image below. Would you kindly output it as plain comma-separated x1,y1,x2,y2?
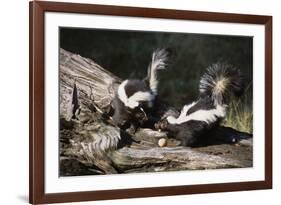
146,48,171,95
199,62,243,105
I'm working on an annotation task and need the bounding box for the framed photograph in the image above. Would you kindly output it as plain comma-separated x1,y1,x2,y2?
29,1,272,204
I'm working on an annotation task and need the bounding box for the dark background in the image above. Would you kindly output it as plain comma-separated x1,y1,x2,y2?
60,27,253,109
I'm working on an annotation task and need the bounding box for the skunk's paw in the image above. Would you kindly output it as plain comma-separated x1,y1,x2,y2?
154,120,169,131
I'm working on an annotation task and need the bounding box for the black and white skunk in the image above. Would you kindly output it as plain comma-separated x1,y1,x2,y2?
155,62,243,146
111,48,171,130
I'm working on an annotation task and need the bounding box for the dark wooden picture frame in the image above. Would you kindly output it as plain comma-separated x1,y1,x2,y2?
29,1,272,204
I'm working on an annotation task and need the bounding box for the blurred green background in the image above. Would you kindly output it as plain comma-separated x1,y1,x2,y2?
60,27,253,133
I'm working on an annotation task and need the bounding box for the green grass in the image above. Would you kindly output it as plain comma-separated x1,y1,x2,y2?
223,100,253,133
222,84,253,134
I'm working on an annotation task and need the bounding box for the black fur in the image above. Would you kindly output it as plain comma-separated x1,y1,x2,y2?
186,96,216,115
199,62,243,105
156,119,218,146
124,79,150,97
111,95,148,129
111,48,171,131
155,62,243,146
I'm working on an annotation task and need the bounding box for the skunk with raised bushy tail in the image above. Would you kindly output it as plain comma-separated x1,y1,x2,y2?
111,48,171,131
155,62,243,146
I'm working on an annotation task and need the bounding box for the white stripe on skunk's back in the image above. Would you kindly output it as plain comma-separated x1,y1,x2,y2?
128,91,155,107
117,80,155,109
167,103,226,125
117,80,130,106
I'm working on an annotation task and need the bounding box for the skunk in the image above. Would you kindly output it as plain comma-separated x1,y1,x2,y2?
155,62,243,146
111,48,171,130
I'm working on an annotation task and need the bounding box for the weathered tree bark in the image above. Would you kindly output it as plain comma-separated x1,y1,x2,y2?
60,48,121,119
59,48,253,176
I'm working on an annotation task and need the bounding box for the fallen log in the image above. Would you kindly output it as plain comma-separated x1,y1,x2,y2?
59,48,253,176
60,48,121,120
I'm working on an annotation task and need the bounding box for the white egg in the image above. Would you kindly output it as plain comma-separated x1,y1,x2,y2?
158,138,167,147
